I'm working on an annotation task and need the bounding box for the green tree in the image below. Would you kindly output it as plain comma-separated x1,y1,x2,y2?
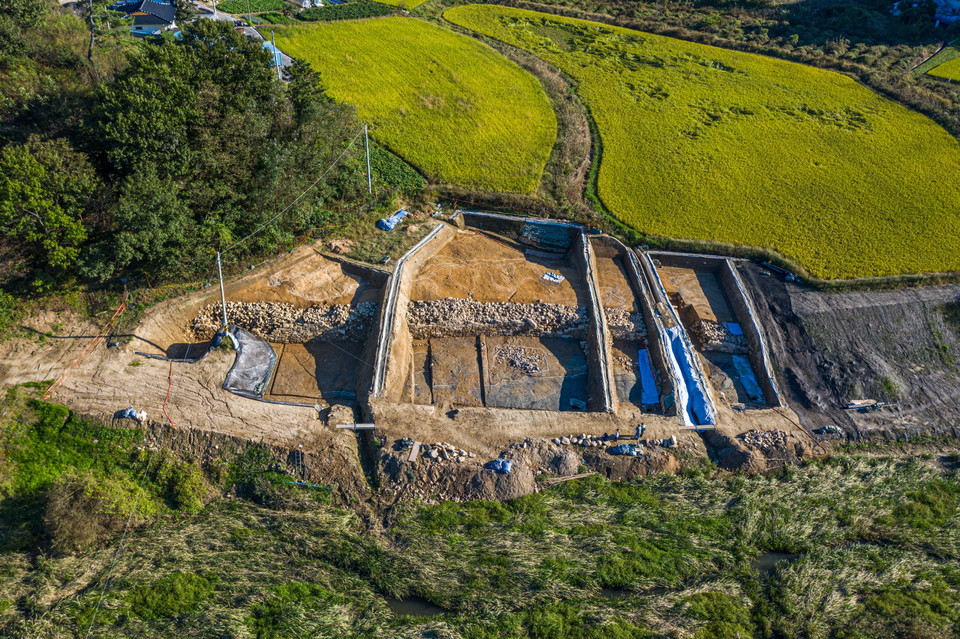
0,140,91,279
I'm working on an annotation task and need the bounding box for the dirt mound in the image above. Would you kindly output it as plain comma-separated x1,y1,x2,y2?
703,429,809,472
192,301,377,343
407,299,588,339
740,262,960,440
581,448,680,481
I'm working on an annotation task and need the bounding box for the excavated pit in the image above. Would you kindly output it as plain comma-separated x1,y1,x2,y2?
189,253,386,406
402,228,594,412
650,253,780,410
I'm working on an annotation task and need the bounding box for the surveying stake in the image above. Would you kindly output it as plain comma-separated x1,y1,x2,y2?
216,251,228,330
364,123,372,195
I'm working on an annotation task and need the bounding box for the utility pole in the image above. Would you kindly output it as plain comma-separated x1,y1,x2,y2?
272,30,282,80
216,251,229,330
364,123,372,195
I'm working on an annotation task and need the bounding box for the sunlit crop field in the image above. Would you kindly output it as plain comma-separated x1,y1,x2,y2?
376,0,431,8
447,5,960,279
927,53,960,80
273,18,556,193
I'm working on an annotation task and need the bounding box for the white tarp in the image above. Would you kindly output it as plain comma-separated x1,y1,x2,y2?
732,354,764,403
637,348,659,406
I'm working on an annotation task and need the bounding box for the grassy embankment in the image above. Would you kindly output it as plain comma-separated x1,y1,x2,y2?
916,42,960,78
446,5,960,280
273,17,557,193
1,388,959,637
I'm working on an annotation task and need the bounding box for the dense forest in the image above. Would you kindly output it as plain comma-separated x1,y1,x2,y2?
0,1,372,296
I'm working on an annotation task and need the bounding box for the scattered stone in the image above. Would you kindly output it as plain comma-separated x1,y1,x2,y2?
326,239,354,254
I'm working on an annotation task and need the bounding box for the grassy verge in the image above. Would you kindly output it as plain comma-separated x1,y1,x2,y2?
0,391,958,637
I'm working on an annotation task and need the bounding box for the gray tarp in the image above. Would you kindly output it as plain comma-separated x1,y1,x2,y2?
223,326,277,398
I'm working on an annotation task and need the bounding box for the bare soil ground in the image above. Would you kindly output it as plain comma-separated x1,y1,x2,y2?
409,231,586,305
659,266,735,323
594,253,640,312
741,262,960,439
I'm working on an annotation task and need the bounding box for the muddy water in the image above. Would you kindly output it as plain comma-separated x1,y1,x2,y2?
752,551,800,575
384,596,449,617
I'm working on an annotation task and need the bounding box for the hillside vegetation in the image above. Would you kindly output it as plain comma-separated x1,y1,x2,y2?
272,18,557,193
0,390,958,637
447,5,960,279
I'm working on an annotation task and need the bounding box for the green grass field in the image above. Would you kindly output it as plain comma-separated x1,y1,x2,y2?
914,44,960,77
273,18,556,193
447,5,960,279
928,51,960,80
217,0,284,13
376,0,431,8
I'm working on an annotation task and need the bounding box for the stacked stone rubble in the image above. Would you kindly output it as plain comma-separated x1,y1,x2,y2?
690,319,748,354
407,298,588,339
192,301,377,343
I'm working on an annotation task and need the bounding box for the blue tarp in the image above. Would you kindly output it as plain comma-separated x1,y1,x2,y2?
665,326,716,426
726,322,744,336
609,444,641,456
637,348,658,406
119,407,137,419
262,42,283,67
732,354,764,404
377,209,409,231
484,459,513,474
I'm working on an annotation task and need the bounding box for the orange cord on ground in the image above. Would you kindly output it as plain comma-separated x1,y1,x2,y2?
42,300,127,401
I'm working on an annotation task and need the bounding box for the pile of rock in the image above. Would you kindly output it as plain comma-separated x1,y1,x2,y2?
551,433,611,448
606,309,648,341
613,355,638,373
422,442,475,464
192,301,378,343
407,298,588,339
690,319,748,354
494,344,546,375
738,429,788,451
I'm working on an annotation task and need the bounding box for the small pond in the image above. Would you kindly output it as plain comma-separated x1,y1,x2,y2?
384,596,449,617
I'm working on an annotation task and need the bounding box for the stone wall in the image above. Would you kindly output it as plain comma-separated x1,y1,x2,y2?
407,299,588,339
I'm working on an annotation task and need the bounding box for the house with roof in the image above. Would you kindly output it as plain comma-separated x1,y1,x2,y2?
111,0,177,35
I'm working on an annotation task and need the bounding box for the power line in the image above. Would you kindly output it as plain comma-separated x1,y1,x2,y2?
222,126,366,256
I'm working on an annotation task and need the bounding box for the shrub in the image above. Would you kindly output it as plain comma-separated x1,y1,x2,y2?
298,1,393,22
44,469,160,553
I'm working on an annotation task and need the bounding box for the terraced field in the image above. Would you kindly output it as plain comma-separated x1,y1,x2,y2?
273,18,556,193
447,5,960,279
916,43,960,78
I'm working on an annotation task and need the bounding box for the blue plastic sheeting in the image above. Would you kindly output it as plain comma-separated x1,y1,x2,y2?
520,221,572,250
119,407,138,419
609,444,641,456
637,348,659,406
732,355,764,404
484,459,513,474
262,42,283,67
377,209,409,231
665,326,716,426
726,322,744,336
